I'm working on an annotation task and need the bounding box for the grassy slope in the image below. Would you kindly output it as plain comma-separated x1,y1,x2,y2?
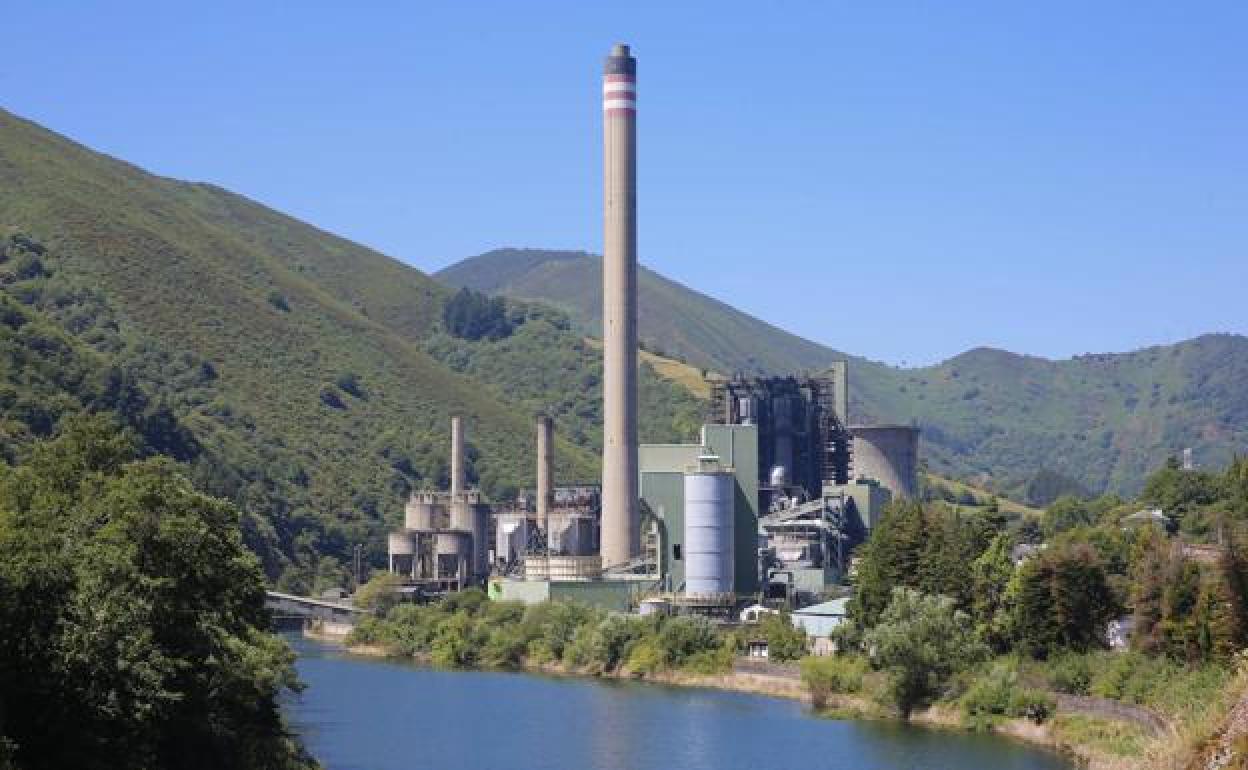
583,337,711,399
0,110,600,487
439,249,1248,495
0,110,699,585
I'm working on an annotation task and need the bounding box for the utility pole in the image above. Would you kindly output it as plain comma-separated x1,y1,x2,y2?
353,543,363,593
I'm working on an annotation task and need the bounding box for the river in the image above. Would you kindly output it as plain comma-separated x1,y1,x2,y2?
285,636,1071,770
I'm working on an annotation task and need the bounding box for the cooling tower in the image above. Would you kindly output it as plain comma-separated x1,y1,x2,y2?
851,425,920,499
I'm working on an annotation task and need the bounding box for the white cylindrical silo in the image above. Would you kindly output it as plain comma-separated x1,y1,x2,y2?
683,463,735,596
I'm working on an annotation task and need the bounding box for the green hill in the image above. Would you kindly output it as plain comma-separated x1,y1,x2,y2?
439,250,1248,497
437,248,853,375
0,110,701,591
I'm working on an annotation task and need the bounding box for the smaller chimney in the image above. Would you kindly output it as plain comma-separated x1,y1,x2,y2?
536,414,554,537
450,415,465,498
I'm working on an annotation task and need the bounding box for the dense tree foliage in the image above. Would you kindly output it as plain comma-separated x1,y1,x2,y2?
1129,529,1248,663
849,501,993,626
842,455,1248,727
349,591,734,675
1005,543,1118,658
1025,469,1093,508
0,417,312,770
442,288,513,341
864,588,987,716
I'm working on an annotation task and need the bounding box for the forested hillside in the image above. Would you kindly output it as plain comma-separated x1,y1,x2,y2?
0,110,699,591
440,250,1248,497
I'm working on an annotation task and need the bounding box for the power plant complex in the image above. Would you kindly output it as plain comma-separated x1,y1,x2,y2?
385,44,921,612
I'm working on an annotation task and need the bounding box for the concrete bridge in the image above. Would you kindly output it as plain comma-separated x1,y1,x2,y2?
265,590,373,630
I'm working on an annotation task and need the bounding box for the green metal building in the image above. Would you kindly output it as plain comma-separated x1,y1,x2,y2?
639,423,760,596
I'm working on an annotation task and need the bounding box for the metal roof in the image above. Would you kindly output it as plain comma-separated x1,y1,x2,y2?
793,597,850,617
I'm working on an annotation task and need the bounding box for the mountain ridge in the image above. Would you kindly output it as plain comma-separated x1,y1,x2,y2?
439,249,1248,497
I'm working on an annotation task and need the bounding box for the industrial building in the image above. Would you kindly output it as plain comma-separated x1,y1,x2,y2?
639,369,898,608
386,43,924,615
386,416,491,593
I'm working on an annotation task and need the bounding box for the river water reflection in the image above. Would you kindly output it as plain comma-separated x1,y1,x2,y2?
285,636,1071,770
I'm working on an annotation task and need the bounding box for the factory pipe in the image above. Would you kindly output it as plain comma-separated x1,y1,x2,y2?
601,42,640,568
536,414,554,545
450,415,465,498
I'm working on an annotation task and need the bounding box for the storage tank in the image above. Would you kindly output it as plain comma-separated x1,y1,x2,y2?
387,530,416,556
449,496,490,581
387,530,418,577
404,493,440,530
435,531,472,584
683,458,735,596
850,425,919,499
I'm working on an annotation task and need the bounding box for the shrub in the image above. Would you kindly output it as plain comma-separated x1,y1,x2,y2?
521,601,600,661
656,616,721,667
624,638,663,675
430,612,481,667
345,617,385,646
682,645,734,675
801,656,868,708
267,291,291,312
479,624,526,668
961,664,1054,729
318,383,346,409
335,371,365,399
1047,653,1093,695
587,614,652,671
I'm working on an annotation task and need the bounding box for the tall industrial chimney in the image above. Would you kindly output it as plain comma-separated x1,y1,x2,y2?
450,415,466,498
536,414,554,539
601,43,639,568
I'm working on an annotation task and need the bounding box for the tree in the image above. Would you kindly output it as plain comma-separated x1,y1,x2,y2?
970,532,1016,651
800,656,867,709
1025,469,1091,508
864,588,987,716
850,501,926,626
1043,496,1096,538
442,288,513,341
852,501,994,626
1008,543,1117,658
758,612,807,662
1141,461,1220,516
354,572,404,615
0,416,313,770
1132,527,1248,663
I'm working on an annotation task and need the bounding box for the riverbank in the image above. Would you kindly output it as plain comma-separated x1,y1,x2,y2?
287,635,1073,770
326,628,1248,770
323,630,1084,765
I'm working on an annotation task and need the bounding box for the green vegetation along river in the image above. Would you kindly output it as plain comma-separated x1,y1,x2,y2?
284,636,1071,770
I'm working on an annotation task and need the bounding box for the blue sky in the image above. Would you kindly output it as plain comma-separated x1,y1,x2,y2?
5,1,1245,365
